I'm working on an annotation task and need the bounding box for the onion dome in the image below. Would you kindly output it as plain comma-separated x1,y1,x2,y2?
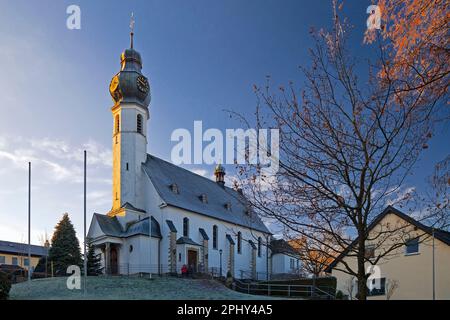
109,24,151,109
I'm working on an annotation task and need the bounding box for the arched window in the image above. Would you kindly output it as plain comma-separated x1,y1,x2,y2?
137,114,143,134
237,232,242,254
115,115,120,134
213,225,218,249
183,217,189,237
257,237,262,257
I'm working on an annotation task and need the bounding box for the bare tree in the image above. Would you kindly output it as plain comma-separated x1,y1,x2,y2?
232,2,448,299
289,235,337,277
426,156,450,229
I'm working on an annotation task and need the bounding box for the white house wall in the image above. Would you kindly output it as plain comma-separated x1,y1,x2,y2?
271,254,301,274
271,254,285,274
143,176,270,278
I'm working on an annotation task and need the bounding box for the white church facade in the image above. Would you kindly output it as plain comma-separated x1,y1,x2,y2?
87,31,272,279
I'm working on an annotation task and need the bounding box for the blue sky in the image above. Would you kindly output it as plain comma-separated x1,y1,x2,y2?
0,0,448,244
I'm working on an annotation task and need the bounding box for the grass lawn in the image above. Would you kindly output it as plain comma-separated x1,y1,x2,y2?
10,276,279,300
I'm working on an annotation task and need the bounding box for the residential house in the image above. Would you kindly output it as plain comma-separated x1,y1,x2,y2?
326,206,450,300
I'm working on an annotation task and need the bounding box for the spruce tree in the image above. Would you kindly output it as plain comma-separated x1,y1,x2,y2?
86,238,102,276
48,213,82,276
33,256,48,277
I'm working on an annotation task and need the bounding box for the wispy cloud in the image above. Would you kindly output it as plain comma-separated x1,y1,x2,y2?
30,138,112,167
385,186,416,206
0,135,111,184
0,135,113,244
190,168,209,177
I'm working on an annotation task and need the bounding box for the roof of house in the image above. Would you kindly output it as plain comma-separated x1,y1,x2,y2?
143,154,270,234
199,228,209,240
166,220,177,233
122,202,146,213
226,234,235,245
92,214,162,239
124,217,162,238
325,206,450,273
270,239,298,256
0,240,48,257
176,237,201,246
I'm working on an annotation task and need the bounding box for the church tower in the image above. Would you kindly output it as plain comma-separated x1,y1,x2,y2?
108,21,151,215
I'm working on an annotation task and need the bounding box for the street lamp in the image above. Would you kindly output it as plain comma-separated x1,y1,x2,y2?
219,249,223,277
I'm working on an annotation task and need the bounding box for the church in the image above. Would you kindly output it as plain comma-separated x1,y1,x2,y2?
87,29,271,279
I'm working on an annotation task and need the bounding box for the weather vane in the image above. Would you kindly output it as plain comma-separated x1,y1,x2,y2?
130,12,135,48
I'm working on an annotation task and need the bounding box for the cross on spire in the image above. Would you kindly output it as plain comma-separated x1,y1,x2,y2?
130,12,135,49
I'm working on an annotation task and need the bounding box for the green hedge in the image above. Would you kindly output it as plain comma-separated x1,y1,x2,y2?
260,276,336,288
0,271,12,300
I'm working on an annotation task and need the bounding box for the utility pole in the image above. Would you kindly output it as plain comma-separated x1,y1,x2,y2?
27,162,31,282
83,150,87,295
432,227,435,300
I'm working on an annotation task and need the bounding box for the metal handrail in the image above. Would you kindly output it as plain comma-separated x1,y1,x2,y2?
233,279,335,299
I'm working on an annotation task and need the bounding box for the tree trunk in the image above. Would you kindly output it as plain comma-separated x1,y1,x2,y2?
357,236,367,300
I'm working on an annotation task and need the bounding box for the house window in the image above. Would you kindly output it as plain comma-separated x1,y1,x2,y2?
237,232,242,254
126,163,129,171
0,256,5,264
12,257,18,265
257,237,262,257
24,258,30,267
137,114,143,134
200,194,208,203
170,183,179,194
365,245,375,259
290,258,295,269
115,115,120,134
213,225,218,249
183,217,189,237
367,278,386,296
405,238,419,254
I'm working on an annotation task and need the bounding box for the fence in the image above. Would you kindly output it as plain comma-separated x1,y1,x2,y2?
238,270,270,281
101,263,224,278
233,279,335,299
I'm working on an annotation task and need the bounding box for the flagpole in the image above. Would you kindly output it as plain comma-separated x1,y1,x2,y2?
83,150,87,295
28,162,31,282
432,227,435,300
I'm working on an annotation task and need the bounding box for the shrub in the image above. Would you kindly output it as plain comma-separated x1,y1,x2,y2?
0,271,12,300
336,290,344,300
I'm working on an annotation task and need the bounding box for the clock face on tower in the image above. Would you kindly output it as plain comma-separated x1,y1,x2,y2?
137,76,149,94
110,75,120,92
